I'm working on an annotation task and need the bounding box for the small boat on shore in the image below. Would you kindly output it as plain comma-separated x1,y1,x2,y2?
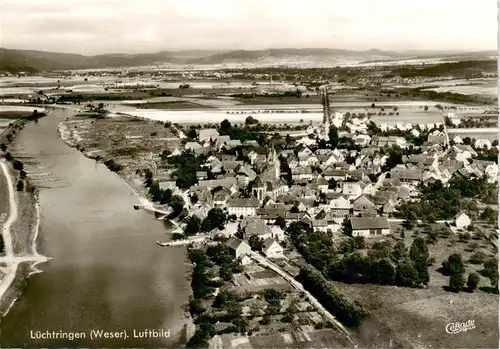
156,241,169,247
133,205,140,210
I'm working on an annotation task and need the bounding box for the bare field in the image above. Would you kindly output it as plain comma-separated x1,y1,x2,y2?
331,229,498,349
335,281,498,349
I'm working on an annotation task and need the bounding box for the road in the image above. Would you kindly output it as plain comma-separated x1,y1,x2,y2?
249,252,355,345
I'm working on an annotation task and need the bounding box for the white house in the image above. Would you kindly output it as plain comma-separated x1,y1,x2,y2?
475,139,492,150
455,212,471,229
225,237,252,259
350,217,391,238
198,128,219,143
262,238,284,258
185,142,203,152
342,182,362,198
453,135,463,144
354,134,371,146
227,197,260,217
270,226,286,241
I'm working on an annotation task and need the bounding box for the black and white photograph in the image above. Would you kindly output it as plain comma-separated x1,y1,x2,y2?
0,0,498,348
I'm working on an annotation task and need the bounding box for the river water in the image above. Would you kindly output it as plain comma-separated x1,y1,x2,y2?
0,107,190,348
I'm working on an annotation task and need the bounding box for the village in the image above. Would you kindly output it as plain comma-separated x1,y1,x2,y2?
58,96,499,348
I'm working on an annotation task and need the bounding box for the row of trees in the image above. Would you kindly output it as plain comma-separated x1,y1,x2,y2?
296,265,366,328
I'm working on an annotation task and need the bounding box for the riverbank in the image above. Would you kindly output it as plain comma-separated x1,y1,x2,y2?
57,116,173,217
0,114,47,317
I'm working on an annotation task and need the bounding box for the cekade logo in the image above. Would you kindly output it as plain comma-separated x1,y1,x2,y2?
446,320,476,334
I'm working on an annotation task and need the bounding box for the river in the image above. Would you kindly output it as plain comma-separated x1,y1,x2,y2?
0,107,191,348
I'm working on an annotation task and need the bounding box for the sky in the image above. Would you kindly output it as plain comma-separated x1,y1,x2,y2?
0,0,497,55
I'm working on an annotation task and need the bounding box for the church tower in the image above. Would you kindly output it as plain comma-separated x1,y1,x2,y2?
273,147,280,179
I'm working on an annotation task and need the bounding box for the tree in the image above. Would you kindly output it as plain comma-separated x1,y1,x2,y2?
245,116,259,125
449,272,465,292
160,188,173,205
201,207,227,232
467,273,480,292
0,143,6,152
190,193,199,204
169,195,185,218
395,260,418,287
328,125,339,148
220,119,231,134
12,160,23,171
441,253,465,276
5,152,12,161
275,216,286,229
392,241,406,262
20,170,27,179
341,217,352,236
409,238,430,285
248,235,264,251
184,216,202,236
424,106,429,111
479,206,497,223
482,257,499,289
371,258,396,285
16,180,24,191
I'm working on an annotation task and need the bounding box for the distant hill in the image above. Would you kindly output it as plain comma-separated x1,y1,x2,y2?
0,47,496,73
188,48,406,65
0,48,225,73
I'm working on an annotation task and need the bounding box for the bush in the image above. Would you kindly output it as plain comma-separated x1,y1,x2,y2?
469,251,487,264
467,273,480,292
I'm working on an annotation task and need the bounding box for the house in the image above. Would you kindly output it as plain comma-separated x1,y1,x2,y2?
390,167,423,185
198,128,219,143
225,237,252,259
354,134,371,146
342,182,362,198
227,197,260,217
270,226,285,241
352,194,376,215
241,218,273,240
323,168,347,181
315,176,329,193
292,166,313,181
427,131,447,146
262,238,284,258
185,142,203,152
328,194,351,217
312,220,328,232
474,139,492,150
455,212,471,229
452,135,463,144
350,217,391,238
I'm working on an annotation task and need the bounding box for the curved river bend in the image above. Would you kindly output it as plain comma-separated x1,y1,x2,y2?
0,108,190,348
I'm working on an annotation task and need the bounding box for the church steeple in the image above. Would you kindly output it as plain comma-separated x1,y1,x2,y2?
272,146,279,179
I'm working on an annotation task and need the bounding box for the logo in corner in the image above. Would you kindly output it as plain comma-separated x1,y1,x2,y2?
446,320,476,334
